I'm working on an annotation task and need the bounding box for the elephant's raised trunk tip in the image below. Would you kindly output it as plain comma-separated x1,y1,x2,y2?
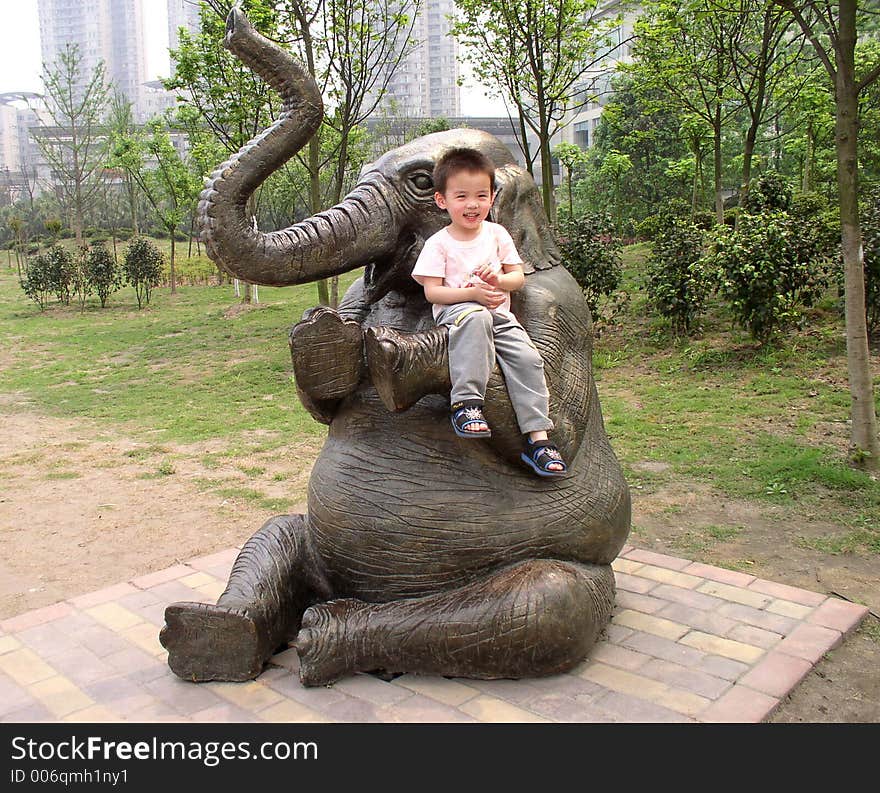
225,7,251,51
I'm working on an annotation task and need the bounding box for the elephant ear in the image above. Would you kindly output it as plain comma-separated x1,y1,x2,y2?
491,164,562,273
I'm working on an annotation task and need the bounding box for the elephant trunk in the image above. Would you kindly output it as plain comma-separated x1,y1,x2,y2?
198,9,397,286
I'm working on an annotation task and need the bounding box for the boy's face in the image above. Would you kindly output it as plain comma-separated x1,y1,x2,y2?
434,170,494,234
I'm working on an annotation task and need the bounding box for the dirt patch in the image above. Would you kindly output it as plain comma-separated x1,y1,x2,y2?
0,403,876,722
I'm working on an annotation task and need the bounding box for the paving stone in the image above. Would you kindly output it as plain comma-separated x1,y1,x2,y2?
63,705,120,722
131,565,194,589
116,589,163,611
331,674,415,707
649,687,711,718
613,572,658,595
119,622,165,658
622,548,692,571
806,597,869,634
144,580,208,605
655,602,738,637
28,675,94,718
2,701,55,722
635,565,704,589
725,624,784,650
50,611,101,637
0,647,57,686
696,655,750,681
650,584,726,612
621,632,707,667
0,602,75,633
264,673,350,711
127,701,185,722
603,623,635,644
458,694,549,723
638,658,732,700
186,548,241,573
15,623,83,659
681,562,755,588
697,685,779,723
737,652,813,698
318,695,383,723
612,610,689,640
189,703,262,723
586,642,652,672
775,623,842,663
459,676,547,706
267,647,300,673
766,599,813,620
517,693,611,723
258,699,332,723
85,602,143,631
746,579,827,607
38,645,116,687
615,590,667,614
611,557,644,574
696,581,773,609
145,674,226,715
135,603,169,628
208,680,285,712
68,583,140,610
520,672,603,700
196,581,226,601
103,646,164,676
716,602,799,635
391,674,480,707
376,693,478,723
679,631,765,664
591,690,694,723
0,672,38,718
179,571,217,589
76,625,133,658
82,676,158,717
578,662,670,700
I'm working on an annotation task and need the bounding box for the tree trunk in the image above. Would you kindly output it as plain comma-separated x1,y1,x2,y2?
836,7,879,466
802,120,814,192
713,106,724,225
738,125,758,228
170,234,177,294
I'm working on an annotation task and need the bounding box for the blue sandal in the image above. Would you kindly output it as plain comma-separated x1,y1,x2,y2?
521,439,567,477
451,401,492,438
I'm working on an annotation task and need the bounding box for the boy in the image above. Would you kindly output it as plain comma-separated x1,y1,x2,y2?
411,147,567,477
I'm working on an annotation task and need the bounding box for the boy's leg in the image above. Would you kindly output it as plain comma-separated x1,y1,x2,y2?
436,303,495,405
491,313,553,435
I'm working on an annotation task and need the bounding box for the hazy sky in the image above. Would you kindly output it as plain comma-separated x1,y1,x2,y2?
0,0,497,114
0,0,172,96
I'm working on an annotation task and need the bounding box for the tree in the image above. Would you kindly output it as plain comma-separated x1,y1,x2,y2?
105,92,143,237
553,142,589,216
772,0,880,466
32,44,110,245
630,0,741,224
453,0,622,221
123,237,164,309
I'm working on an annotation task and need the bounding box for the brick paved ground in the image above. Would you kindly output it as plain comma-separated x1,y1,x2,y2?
0,545,867,723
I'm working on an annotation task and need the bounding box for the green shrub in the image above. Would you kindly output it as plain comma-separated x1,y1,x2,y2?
21,252,54,310
743,171,792,213
556,212,623,322
707,209,835,343
123,237,164,309
45,244,74,305
85,243,122,307
646,216,710,334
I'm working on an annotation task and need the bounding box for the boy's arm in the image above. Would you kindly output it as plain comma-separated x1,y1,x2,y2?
473,263,524,292
420,276,505,310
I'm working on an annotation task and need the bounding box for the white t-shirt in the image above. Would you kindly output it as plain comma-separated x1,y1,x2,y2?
411,221,524,318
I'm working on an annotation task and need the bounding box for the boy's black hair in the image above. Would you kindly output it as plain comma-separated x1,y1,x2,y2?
433,147,496,194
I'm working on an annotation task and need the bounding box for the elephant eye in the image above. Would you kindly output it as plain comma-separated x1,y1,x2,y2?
410,173,433,191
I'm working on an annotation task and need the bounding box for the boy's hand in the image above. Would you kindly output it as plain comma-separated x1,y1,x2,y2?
474,263,501,287
472,282,505,309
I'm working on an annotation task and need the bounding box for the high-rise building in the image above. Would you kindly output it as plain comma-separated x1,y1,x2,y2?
374,0,460,119
37,0,148,120
167,0,202,57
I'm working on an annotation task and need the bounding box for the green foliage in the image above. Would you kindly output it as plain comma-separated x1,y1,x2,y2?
556,212,624,322
21,252,54,311
85,243,122,308
707,206,837,343
860,187,880,334
45,244,75,305
743,171,792,213
123,238,164,309
645,211,710,333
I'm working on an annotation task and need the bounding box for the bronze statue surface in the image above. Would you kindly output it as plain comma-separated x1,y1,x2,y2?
159,8,631,686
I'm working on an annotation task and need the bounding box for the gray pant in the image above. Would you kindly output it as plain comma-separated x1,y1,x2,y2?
435,302,553,434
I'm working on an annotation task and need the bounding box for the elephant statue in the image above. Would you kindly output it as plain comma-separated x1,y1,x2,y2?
159,8,631,687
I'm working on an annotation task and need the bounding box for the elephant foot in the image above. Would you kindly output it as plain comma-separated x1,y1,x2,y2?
160,601,271,682
293,599,369,687
289,308,365,401
365,325,449,412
